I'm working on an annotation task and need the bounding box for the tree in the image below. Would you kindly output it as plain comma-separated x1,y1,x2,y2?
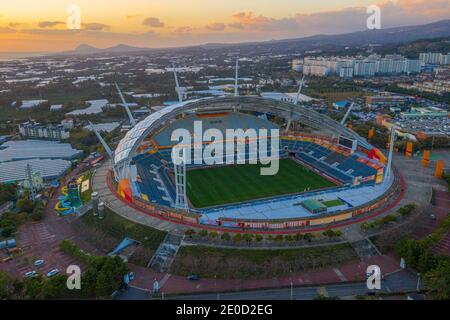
0,219,16,237
16,197,33,213
31,201,45,221
0,183,17,205
425,258,450,300
0,271,16,299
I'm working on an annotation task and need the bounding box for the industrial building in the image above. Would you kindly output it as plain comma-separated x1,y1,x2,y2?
0,140,82,162
0,140,81,183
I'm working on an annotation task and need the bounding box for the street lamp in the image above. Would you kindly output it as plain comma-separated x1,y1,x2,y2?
290,269,294,300
416,273,421,292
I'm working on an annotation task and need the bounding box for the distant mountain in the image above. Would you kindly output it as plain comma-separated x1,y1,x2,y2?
200,19,450,53
62,43,151,55
73,44,100,54
61,19,450,56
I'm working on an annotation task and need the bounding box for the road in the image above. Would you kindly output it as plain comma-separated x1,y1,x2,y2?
115,269,421,300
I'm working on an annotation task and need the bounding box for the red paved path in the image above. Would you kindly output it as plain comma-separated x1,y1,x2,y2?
128,254,400,294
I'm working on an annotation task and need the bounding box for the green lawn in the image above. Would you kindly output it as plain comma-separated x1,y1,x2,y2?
322,199,345,207
186,158,336,208
170,243,358,279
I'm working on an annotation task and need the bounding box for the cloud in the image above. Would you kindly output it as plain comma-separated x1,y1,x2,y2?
126,14,143,19
0,27,16,34
205,23,226,31
142,17,165,28
228,22,245,30
82,23,110,31
224,1,450,37
8,22,24,28
173,26,194,34
38,21,64,28
2,0,449,52
395,0,450,17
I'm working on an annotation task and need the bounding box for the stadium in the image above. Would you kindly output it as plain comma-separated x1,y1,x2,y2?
106,90,403,233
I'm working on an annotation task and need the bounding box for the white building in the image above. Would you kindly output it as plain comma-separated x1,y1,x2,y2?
339,67,354,79
420,52,450,65
292,59,303,72
354,61,377,77
18,121,70,141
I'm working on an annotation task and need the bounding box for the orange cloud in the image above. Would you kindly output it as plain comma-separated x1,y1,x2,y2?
38,21,64,28
205,23,226,31
396,0,450,17
143,17,165,28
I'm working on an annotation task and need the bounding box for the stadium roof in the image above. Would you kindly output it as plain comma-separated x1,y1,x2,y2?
113,96,374,180
0,140,82,163
0,158,71,183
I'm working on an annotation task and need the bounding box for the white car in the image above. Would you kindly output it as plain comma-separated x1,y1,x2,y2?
34,259,45,267
46,268,60,277
25,271,38,278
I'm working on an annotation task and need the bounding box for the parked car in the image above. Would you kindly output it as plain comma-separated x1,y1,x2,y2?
46,268,60,277
34,259,45,267
187,274,200,281
25,271,38,278
2,256,13,263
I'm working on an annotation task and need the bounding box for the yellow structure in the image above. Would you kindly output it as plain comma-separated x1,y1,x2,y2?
405,142,413,158
422,150,430,168
117,179,133,202
368,127,375,140
435,160,445,178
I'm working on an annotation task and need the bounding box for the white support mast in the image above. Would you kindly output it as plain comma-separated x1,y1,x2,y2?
384,125,396,179
174,148,188,210
172,63,183,102
115,82,136,127
234,58,239,97
88,121,113,159
340,102,354,125
294,75,305,105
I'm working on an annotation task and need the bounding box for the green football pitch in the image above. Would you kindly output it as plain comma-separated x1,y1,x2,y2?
186,158,336,208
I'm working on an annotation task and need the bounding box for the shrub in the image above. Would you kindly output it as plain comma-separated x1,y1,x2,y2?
199,229,208,237
16,197,33,213
209,231,218,239
285,235,294,241
274,234,283,242
31,202,44,222
221,232,230,241
294,234,303,241
303,233,314,242
255,234,263,242
243,234,253,243
360,222,372,231
397,203,417,216
185,229,196,238
267,235,274,241
233,233,242,242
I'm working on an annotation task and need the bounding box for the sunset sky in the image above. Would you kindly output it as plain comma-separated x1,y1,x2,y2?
0,0,448,52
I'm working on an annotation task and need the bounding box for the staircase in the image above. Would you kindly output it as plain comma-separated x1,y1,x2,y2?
148,233,183,272
350,238,380,260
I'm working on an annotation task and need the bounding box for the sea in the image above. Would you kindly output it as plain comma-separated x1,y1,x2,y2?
0,52,51,62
